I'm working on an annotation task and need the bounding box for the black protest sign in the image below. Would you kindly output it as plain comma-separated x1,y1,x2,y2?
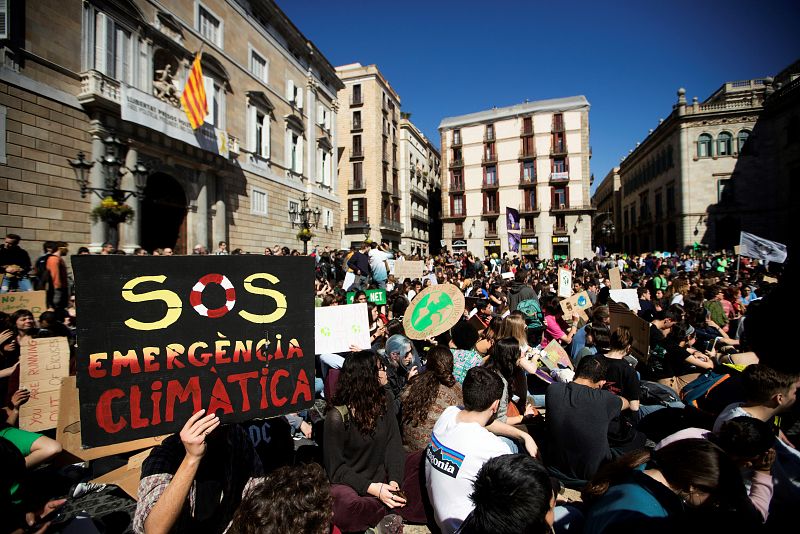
72,256,315,447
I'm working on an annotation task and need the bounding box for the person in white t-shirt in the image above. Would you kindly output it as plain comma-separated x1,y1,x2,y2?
424,367,513,534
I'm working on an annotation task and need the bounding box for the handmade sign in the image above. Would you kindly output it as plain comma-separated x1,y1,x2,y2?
315,303,370,354
557,268,572,298
762,275,778,284
72,256,315,447
0,290,47,315
609,302,650,361
346,289,387,305
560,291,592,322
609,288,641,311
540,340,573,370
19,336,70,432
403,284,465,340
393,260,424,281
501,271,514,280
609,267,622,290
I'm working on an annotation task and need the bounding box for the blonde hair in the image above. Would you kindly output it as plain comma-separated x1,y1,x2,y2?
498,314,527,347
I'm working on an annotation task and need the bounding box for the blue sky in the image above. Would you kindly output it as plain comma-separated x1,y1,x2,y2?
278,0,799,193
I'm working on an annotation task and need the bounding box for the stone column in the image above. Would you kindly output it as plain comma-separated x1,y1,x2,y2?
87,123,107,251
211,173,227,248
120,146,141,252
194,171,209,250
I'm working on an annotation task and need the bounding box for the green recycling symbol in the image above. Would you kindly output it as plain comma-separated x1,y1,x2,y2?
320,326,332,337
351,324,362,334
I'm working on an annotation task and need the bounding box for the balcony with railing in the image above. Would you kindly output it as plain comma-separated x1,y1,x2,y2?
452,134,462,147
481,152,498,165
449,158,464,168
351,120,362,132
452,228,465,239
449,180,465,192
518,147,536,160
550,143,568,156
550,171,570,183
78,70,122,109
349,178,366,192
482,178,499,190
485,227,498,238
350,147,364,159
380,218,403,233
411,182,428,199
482,205,500,216
350,94,363,107
552,118,565,132
411,209,428,222
520,123,534,136
553,225,568,235
519,203,541,215
519,175,536,188
521,225,536,236
484,131,496,142
550,202,571,212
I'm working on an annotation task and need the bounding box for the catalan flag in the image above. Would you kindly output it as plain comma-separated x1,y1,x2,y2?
181,53,207,130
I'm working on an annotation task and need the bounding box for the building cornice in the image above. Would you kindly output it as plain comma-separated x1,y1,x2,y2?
438,95,589,130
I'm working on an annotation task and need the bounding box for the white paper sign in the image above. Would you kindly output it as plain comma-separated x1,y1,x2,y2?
343,272,356,291
609,289,641,311
394,260,424,280
315,303,371,354
558,268,572,298
501,272,514,280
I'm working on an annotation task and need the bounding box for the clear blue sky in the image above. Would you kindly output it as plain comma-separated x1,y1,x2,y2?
278,0,799,193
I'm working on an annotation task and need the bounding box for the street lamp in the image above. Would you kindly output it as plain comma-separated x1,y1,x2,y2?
363,221,372,244
289,193,321,254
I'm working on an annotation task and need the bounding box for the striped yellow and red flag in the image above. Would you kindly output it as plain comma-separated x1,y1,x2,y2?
181,53,207,129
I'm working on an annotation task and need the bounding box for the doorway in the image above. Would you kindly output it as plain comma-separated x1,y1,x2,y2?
141,173,187,254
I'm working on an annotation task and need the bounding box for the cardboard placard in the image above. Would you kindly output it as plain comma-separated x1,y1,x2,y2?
92,447,153,500
315,303,370,354
734,245,741,255
393,260,424,281
403,284,466,340
559,291,592,322
763,275,778,284
557,268,572,298
540,340,573,370
609,302,650,362
346,289,387,305
71,256,315,447
0,290,47,315
19,337,70,432
57,376,168,461
609,267,622,290
609,289,641,311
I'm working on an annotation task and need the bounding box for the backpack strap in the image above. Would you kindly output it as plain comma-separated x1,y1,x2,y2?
334,404,350,426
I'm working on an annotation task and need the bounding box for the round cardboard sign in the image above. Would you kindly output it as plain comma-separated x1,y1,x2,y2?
403,284,466,340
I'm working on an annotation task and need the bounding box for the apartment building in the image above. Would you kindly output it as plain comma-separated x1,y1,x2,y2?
0,0,343,255
398,114,441,256
335,63,402,249
591,167,621,252
439,97,593,260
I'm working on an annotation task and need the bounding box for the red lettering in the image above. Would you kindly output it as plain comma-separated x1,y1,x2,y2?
151,381,162,426
188,342,211,367
166,344,186,370
89,353,107,378
259,368,270,409
165,376,201,422
270,369,289,407
233,340,252,363
208,377,233,415
111,350,142,376
143,347,160,373
96,389,126,433
130,385,149,428
227,371,258,412
291,369,313,405
286,339,303,359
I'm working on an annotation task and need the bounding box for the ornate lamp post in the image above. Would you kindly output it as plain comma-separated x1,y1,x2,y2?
289,193,321,255
363,221,372,244
68,132,149,250
598,211,616,253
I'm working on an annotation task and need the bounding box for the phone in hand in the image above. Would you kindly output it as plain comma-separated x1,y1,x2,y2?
389,489,407,501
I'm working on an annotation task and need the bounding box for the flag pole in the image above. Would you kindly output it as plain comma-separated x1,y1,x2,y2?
735,253,741,282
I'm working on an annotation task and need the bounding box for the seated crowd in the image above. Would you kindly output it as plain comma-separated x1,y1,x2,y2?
0,238,796,533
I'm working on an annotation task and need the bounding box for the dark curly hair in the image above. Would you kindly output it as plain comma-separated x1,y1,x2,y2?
401,346,456,427
228,463,332,534
331,351,387,435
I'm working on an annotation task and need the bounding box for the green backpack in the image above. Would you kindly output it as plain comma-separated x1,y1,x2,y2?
517,298,544,330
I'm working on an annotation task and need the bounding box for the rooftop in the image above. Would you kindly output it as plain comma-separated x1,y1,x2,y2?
439,95,589,130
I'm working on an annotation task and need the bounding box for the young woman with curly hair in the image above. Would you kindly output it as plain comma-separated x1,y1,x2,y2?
399,346,463,452
323,350,407,532
483,337,534,425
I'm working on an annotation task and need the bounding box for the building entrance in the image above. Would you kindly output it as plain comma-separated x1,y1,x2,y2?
141,173,187,254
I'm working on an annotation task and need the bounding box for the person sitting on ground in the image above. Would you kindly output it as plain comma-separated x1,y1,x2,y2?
400,345,463,452
545,355,630,486
539,294,580,348
450,320,483,384
134,410,263,534
424,367,516,534
582,439,761,533
323,350,407,532
483,337,536,425
657,323,715,394
459,453,556,534
656,416,776,522
228,463,333,534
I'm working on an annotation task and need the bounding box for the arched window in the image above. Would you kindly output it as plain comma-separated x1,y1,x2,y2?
737,130,750,153
697,134,712,158
717,131,733,156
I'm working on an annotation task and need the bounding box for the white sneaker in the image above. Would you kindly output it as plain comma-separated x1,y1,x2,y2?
72,482,107,498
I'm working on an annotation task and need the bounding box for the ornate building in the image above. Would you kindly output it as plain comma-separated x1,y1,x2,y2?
439,97,593,260
0,0,343,255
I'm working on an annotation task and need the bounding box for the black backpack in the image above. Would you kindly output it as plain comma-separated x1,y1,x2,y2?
33,253,52,290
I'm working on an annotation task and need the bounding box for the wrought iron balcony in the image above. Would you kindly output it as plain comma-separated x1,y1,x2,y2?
550,171,570,183
482,179,499,190
518,147,536,160
550,144,568,156
481,152,498,165
449,180,465,192
519,203,541,215
553,225,568,235
449,158,464,168
380,219,404,233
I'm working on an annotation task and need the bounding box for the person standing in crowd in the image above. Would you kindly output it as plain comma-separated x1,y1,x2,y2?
134,410,263,534
214,241,229,255
507,269,537,312
0,234,32,292
368,241,390,289
346,243,371,291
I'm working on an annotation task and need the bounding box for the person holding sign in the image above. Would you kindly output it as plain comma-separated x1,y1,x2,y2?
134,410,263,534
324,351,407,532
539,295,580,349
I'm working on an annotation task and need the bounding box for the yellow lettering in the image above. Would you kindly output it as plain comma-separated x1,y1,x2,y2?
238,273,287,324
122,276,182,330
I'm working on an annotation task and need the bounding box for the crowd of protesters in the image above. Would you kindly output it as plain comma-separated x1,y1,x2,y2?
0,230,796,534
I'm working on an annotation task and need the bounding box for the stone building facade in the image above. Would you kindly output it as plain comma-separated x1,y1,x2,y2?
335,63,402,249
591,166,621,252
438,97,593,260
0,0,343,257
398,115,440,256
610,77,771,253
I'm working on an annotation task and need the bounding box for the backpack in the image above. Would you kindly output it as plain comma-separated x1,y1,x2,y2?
680,370,731,410
33,253,52,290
516,298,544,330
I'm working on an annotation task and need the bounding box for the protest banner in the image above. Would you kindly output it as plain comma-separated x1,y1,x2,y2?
557,268,572,298
763,275,778,284
609,302,650,362
72,256,315,447
501,271,514,280
315,303,370,354
540,339,573,370
346,288,387,305
403,284,465,340
609,288,641,311
0,290,47,315
18,336,70,432
559,291,592,322
609,267,622,290
393,260,424,280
